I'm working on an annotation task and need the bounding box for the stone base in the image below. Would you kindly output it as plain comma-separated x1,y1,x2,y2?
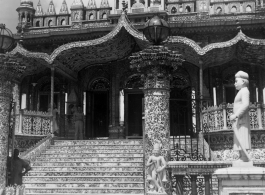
214,161,265,195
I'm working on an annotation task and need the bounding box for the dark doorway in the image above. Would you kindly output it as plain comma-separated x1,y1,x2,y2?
170,88,192,136
91,92,109,137
39,95,49,112
39,94,59,112
126,93,144,136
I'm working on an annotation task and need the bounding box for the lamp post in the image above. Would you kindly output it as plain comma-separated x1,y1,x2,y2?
0,24,25,188
0,24,14,54
129,16,184,195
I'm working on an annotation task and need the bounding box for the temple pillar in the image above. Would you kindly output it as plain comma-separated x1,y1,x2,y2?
0,54,25,188
13,83,21,134
199,61,203,99
130,45,184,195
0,79,13,187
59,84,66,137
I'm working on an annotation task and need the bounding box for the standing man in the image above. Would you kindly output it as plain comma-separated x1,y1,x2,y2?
74,106,84,140
11,149,31,185
230,71,251,162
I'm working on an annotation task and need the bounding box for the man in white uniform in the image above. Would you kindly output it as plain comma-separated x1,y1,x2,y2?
230,71,251,162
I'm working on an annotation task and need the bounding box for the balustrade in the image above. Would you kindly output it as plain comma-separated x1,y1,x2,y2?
169,161,265,195
202,102,264,132
17,110,52,136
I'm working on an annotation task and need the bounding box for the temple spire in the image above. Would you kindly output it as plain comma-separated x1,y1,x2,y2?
100,0,110,8
87,0,97,9
71,0,84,9
46,0,56,15
59,0,69,14
35,0,43,16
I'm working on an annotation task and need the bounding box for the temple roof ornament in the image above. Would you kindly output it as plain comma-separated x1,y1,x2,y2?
71,0,84,9
59,0,69,14
87,0,97,9
35,0,44,16
100,0,110,8
46,0,56,15
8,13,265,75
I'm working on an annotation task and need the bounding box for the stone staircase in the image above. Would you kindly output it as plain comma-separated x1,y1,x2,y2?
23,139,144,195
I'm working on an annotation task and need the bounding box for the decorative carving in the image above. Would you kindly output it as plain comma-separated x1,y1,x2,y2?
202,102,261,132
21,110,52,135
14,135,45,152
90,78,110,90
146,143,168,194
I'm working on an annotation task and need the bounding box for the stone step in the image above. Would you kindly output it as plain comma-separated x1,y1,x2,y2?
34,157,143,162
32,162,143,167
43,149,143,153
40,153,143,158
25,182,144,188
25,188,144,194
27,171,143,177
54,140,143,145
27,194,143,195
48,145,143,150
24,176,143,182
31,166,143,172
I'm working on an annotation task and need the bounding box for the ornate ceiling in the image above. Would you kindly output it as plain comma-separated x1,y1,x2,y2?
9,11,265,80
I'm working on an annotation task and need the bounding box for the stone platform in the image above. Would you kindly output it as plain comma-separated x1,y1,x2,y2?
214,161,265,195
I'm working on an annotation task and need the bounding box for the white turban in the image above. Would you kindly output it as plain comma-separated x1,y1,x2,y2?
235,71,249,80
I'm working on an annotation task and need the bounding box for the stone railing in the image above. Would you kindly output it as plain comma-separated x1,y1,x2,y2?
17,110,52,136
20,134,53,162
1,185,25,195
202,102,264,132
168,161,265,195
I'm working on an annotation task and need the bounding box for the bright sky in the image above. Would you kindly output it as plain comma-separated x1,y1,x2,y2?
0,0,115,33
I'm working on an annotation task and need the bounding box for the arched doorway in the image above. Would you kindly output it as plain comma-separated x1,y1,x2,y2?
169,69,193,137
86,78,110,138
124,74,144,137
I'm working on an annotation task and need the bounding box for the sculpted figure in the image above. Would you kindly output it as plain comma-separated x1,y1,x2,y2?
146,143,167,193
229,71,251,162
74,106,84,140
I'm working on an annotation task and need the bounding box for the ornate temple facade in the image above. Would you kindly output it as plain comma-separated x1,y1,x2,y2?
1,0,265,193
12,0,265,139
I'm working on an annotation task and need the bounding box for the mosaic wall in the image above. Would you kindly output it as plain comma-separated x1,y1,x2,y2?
0,81,13,188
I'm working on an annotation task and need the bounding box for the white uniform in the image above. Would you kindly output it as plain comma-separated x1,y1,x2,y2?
233,87,251,150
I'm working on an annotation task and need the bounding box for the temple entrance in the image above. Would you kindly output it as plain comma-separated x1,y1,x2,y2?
125,91,144,137
86,91,109,138
169,72,193,137
39,93,59,112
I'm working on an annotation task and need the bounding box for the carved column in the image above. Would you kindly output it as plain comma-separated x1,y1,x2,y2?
199,61,203,99
130,46,184,195
0,54,25,188
50,67,54,133
13,83,21,134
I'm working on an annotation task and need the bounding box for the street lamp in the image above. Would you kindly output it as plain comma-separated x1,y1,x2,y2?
0,24,14,53
143,15,170,45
